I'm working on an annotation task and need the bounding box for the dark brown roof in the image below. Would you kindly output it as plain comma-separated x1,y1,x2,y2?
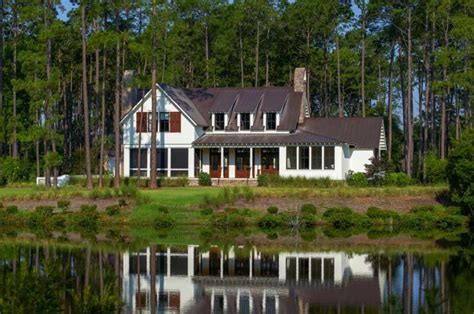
193,130,342,147
181,86,302,131
160,84,209,127
293,278,382,308
300,117,384,149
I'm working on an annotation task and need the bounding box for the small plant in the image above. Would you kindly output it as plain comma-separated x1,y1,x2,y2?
300,203,317,215
198,172,212,186
6,205,18,215
118,199,127,207
241,186,255,201
200,208,213,216
267,206,278,214
0,202,3,208
257,174,270,186
57,199,71,212
35,206,54,219
385,172,414,187
106,204,120,216
410,205,434,214
80,204,98,214
156,205,169,214
346,171,368,187
154,214,175,228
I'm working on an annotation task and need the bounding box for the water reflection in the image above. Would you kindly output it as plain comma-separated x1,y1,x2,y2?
122,246,464,313
0,243,472,313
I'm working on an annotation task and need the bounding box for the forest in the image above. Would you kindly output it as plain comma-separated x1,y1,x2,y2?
0,0,472,188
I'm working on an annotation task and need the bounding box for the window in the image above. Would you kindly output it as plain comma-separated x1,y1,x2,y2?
240,113,250,130
129,148,147,176
214,113,225,130
160,112,170,132
286,147,296,169
170,148,188,176
324,146,335,170
299,146,309,169
155,148,168,176
136,113,148,133
311,146,322,169
266,112,277,130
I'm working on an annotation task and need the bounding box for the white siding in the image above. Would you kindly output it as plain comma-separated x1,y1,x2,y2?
349,149,374,173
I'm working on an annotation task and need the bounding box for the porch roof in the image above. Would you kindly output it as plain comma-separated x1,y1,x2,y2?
192,131,343,147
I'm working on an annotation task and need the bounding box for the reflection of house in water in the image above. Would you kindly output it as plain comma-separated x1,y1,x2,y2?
123,246,385,313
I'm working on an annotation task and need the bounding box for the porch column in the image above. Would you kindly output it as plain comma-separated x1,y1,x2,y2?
249,147,253,178
220,147,224,178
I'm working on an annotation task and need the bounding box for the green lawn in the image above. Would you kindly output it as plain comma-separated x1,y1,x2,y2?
141,186,222,206
0,187,35,198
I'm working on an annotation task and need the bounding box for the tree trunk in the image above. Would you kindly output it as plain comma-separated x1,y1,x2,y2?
150,246,157,313
114,7,121,188
0,0,3,156
99,48,107,188
239,24,244,87
12,1,18,158
82,4,93,189
387,43,395,161
336,34,342,117
205,23,209,82
254,20,260,87
360,2,366,117
265,27,270,87
406,8,414,177
150,1,158,188
440,13,450,159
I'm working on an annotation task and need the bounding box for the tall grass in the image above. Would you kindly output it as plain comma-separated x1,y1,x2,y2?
258,175,346,188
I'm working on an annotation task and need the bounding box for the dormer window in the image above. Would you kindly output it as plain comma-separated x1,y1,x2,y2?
240,113,250,130
214,113,225,130
266,112,277,130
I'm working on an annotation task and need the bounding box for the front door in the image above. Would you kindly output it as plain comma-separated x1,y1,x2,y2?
261,148,279,175
210,148,221,178
235,148,250,178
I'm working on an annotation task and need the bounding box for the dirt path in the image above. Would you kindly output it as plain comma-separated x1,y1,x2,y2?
232,195,441,213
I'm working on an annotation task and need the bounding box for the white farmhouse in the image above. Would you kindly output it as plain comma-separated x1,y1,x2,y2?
120,68,385,181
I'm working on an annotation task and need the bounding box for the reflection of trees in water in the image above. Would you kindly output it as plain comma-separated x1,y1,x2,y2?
0,245,123,313
372,251,474,314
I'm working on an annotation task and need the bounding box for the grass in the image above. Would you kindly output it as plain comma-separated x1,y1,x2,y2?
141,187,220,206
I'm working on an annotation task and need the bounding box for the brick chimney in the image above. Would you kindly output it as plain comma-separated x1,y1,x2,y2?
293,67,306,92
294,67,310,122
121,70,137,117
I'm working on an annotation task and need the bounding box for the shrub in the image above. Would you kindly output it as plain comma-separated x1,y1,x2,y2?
323,207,355,228
0,202,3,208
267,206,278,214
257,214,282,228
365,157,392,186
154,214,176,228
257,174,270,186
57,200,71,212
366,207,400,220
300,204,317,215
198,172,212,186
106,204,120,216
49,215,66,228
425,151,448,183
258,175,342,188
385,172,414,187
447,129,474,213
410,205,434,214
434,214,464,230
346,171,368,187
80,204,98,214
156,205,169,214
118,199,127,207
6,205,18,215
0,157,30,183
35,206,54,219
200,208,213,216
120,184,138,198
241,186,255,201
323,207,353,218
161,176,189,187
212,212,247,228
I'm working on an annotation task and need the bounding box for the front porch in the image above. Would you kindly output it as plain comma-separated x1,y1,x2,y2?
194,147,280,179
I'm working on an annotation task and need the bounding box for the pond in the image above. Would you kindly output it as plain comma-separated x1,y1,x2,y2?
0,230,473,313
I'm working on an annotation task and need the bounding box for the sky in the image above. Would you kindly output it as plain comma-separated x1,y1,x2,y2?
59,0,74,21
